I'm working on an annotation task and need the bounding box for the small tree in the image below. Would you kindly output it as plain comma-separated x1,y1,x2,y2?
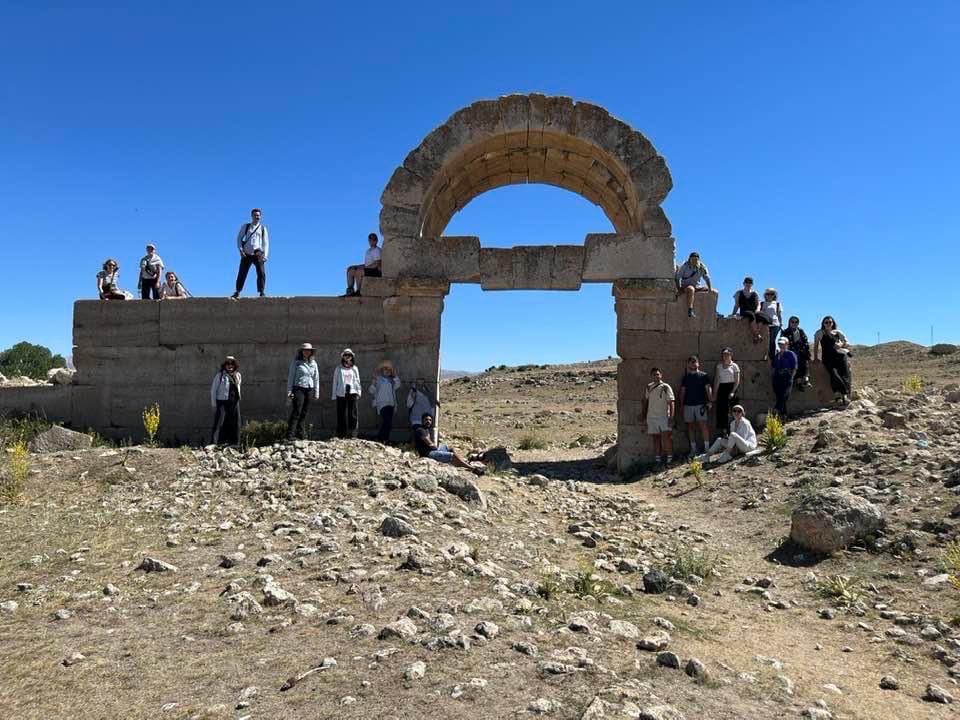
0,342,66,380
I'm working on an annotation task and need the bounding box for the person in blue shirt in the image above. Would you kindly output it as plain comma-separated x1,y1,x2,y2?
771,337,798,418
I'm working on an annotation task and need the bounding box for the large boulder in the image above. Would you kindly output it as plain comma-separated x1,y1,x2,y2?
474,446,512,470
28,426,93,453
46,367,76,385
790,489,885,554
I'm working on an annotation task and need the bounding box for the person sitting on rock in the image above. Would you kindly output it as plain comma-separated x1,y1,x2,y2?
813,315,852,404
286,343,319,440
160,271,191,299
674,251,712,318
96,258,128,300
678,355,713,458
407,378,437,441
700,404,757,463
368,359,401,443
414,413,483,475
640,367,675,466
712,348,741,436
344,233,381,297
732,276,762,343
781,316,811,390
771,337,797,418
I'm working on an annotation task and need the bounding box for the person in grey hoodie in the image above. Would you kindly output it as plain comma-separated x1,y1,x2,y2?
368,359,401,443
286,343,319,440
210,356,241,445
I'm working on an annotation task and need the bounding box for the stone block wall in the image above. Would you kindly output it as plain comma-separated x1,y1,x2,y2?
65,297,444,444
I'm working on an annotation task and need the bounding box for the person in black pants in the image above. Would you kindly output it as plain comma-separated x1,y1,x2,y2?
771,338,798,417
332,348,361,438
210,356,241,445
286,343,319,440
233,208,270,298
712,347,740,436
814,316,852,404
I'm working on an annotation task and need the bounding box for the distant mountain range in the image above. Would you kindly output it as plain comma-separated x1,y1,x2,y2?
440,369,477,380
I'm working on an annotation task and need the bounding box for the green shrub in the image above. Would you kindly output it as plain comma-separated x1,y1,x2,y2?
668,543,721,581
240,419,289,448
761,414,788,450
518,434,546,451
902,374,924,394
816,575,861,607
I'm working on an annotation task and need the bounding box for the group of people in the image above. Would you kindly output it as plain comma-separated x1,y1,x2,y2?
640,316,853,466
207,344,483,474
96,209,384,301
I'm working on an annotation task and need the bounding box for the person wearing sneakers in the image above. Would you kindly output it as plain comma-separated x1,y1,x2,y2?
771,337,798,418
286,343,319,440
210,355,242,446
414,413,484,475
344,233,381,297
233,208,269,298
701,405,757,463
332,348,362,438
758,288,784,362
641,367,675,465
712,348,741,436
368,359,401,443
407,378,437,443
674,252,712,318
678,354,713,458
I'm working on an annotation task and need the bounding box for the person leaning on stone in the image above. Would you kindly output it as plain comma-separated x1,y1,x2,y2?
344,233,381,297
210,355,242,446
674,251,711,318
640,367,675,466
96,258,128,300
332,348,361,438
678,354,713,458
414,413,484,475
407,378,437,442
813,315,852,404
700,404,757,464
160,271,191,299
771,337,798,418
368,359,401,444
233,208,269,298
138,244,164,300
781,316,811,390
286,343,319,440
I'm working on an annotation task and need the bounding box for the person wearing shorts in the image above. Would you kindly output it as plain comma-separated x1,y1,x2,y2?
345,233,382,296
678,355,713,458
641,367,675,465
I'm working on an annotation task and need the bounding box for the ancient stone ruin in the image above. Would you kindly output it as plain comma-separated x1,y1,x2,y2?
0,94,835,471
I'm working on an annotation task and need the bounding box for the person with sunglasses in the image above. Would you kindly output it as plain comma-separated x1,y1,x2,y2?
732,276,763,343
96,259,127,300
758,288,784,361
332,348,362,438
813,316,852,403
700,404,757,464
286,343,320,440
780,316,811,390
210,355,242,446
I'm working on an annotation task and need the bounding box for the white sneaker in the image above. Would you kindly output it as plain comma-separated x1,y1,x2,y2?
715,452,732,464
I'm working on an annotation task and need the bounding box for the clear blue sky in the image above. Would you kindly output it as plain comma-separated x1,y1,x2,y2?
3,2,958,371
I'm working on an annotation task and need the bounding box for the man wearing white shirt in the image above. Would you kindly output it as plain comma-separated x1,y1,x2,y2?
233,208,269,298
344,233,381,297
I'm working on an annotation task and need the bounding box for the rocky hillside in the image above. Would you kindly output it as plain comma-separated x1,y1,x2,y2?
2,345,960,719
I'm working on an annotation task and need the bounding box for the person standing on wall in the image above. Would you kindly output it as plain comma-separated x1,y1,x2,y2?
138,244,164,300
333,348,361,438
344,233,381,297
233,208,269,298
286,343,319,440
758,288,784,362
210,355,241,446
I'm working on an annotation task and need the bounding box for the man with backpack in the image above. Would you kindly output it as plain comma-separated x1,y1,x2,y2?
233,208,269,298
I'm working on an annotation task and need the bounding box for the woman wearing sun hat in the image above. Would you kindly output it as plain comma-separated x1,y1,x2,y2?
210,355,242,445
368,359,401,443
286,342,319,440
332,348,362,438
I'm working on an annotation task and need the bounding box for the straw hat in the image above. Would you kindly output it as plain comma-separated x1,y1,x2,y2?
378,359,395,374
299,342,314,351
341,348,355,357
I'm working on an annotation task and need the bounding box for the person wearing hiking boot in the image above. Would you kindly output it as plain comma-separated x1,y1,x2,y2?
286,343,319,440
414,413,484,475
368,359,401,443
138,244,164,300
701,404,757,464
771,337,798,418
332,348,361,438
641,367,675,466
210,355,242,446
674,252,711,318
233,208,269,298
678,354,713,458
712,347,741,436
344,233,381,296
781,316,812,390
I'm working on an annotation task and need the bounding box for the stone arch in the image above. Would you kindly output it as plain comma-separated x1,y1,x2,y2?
379,94,674,245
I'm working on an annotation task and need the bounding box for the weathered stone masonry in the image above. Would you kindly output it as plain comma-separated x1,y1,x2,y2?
0,93,835,469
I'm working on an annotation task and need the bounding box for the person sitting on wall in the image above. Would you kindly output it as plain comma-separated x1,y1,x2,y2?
732,276,762,343
678,354,713,458
414,413,484,475
160,271,191,299
674,251,712,318
138,244,164,300
344,233,381,297
700,404,757,464
407,378,437,442
771,337,798,418
210,355,241,446
233,208,269,298
286,343,319,440
640,367,675,466
97,258,129,300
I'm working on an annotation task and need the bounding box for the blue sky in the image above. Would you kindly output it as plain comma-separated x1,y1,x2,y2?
3,2,958,370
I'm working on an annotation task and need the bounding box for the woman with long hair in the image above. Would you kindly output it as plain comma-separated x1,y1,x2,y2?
286,343,319,440
96,259,127,300
813,315,852,403
210,356,242,445
781,316,811,390
332,348,361,439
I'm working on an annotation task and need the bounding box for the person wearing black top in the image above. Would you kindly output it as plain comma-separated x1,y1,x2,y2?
781,316,812,390
732,276,763,343
678,355,714,458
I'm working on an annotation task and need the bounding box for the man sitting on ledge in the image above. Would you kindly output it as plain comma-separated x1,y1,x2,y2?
413,413,484,475
344,233,381,297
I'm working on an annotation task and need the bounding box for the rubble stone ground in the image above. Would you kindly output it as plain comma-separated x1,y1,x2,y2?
2,341,960,719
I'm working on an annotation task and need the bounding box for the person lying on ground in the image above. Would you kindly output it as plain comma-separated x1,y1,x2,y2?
700,405,757,464
414,413,484,475
674,251,712,318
